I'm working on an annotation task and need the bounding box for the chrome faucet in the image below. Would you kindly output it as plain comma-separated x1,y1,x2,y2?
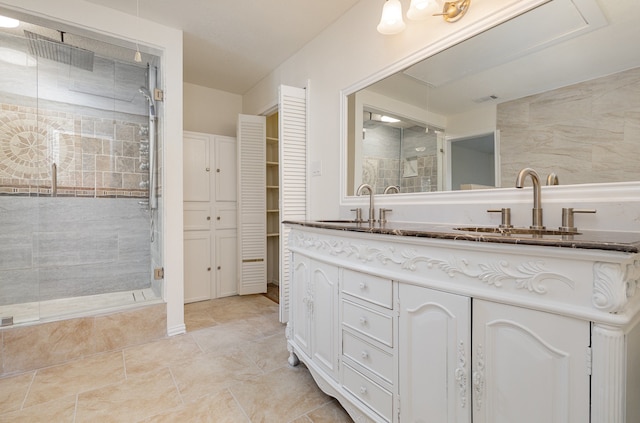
515,168,544,229
383,185,400,194
356,183,375,224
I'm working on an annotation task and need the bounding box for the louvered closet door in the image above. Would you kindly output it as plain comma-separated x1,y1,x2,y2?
279,85,307,323
237,114,266,295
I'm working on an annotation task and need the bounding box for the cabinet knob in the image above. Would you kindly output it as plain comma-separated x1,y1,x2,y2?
359,386,367,395
359,316,368,325
206,216,211,220
217,266,221,270
359,282,367,290
217,216,221,220
361,350,369,359
216,168,220,173
205,167,210,172
207,267,211,271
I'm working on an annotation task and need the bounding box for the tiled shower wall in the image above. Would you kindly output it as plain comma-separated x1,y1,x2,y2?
0,102,149,197
498,66,640,186
0,100,154,305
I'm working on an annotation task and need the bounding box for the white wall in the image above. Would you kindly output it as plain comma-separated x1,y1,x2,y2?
184,83,242,136
1,0,186,335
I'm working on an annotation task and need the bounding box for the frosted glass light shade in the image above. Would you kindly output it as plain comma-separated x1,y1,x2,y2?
377,0,406,35
407,0,440,20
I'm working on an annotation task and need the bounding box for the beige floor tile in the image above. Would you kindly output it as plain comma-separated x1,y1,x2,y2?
93,304,166,352
2,318,94,373
230,365,332,422
170,349,264,403
24,350,125,408
245,311,286,338
0,372,34,414
190,319,265,354
184,301,219,332
0,396,76,423
241,333,289,372
291,416,313,423
306,400,354,422
139,389,250,423
207,295,279,324
124,333,202,377
75,367,181,423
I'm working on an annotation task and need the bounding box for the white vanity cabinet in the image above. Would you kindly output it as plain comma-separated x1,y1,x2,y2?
289,253,340,380
286,224,640,423
398,284,470,423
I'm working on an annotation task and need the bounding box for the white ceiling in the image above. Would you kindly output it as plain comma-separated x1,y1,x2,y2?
85,0,361,94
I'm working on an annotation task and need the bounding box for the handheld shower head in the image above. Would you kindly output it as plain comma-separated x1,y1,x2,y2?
139,87,156,116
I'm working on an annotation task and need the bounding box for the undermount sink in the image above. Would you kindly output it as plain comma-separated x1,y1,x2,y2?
454,227,581,236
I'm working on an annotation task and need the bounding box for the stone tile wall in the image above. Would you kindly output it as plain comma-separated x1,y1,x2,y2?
0,102,149,197
498,66,640,186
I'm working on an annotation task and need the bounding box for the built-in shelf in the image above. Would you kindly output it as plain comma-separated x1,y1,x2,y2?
266,161,279,166
267,209,279,213
266,185,279,189
266,136,278,143
267,233,279,238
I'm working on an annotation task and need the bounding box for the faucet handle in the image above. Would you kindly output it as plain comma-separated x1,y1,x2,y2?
559,208,596,233
487,208,513,228
379,208,392,224
350,208,363,223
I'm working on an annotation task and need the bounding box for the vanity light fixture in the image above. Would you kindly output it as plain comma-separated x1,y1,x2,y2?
377,0,471,35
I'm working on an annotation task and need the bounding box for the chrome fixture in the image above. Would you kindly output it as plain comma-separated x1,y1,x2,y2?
139,81,157,210
377,0,471,35
356,183,375,224
379,208,393,224
51,162,57,197
515,168,544,230
547,173,559,185
559,208,596,233
384,185,400,194
350,207,363,223
487,208,513,229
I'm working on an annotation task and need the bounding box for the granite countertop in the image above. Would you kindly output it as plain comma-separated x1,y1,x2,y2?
284,220,640,253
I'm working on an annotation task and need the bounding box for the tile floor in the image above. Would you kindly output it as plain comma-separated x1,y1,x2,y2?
0,294,353,422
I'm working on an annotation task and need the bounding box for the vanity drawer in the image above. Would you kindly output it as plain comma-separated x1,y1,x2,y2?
342,269,392,309
342,363,393,422
342,331,393,384
342,300,393,347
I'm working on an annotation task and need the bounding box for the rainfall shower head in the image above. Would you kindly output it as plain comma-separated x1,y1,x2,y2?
24,30,94,71
139,87,156,116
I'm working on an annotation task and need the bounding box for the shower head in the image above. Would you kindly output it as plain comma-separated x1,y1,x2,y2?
139,87,156,116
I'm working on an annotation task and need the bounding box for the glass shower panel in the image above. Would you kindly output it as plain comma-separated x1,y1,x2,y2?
0,32,40,324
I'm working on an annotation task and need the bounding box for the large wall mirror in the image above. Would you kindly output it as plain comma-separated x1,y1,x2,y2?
345,0,640,196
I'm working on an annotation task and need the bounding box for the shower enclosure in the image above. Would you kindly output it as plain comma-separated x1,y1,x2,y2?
0,16,163,325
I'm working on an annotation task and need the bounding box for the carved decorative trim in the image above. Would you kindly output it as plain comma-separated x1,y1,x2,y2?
473,344,485,412
593,263,630,313
455,340,468,408
292,232,574,295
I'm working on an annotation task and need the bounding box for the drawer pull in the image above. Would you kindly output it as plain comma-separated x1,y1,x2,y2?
360,386,367,395
361,350,369,359
359,281,367,289
359,316,368,325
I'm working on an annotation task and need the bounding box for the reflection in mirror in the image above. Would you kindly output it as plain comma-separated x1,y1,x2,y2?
360,107,443,194
345,0,640,196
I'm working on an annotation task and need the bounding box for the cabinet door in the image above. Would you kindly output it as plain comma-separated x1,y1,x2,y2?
183,132,210,202
399,284,471,423
183,231,211,303
472,300,590,423
310,259,339,380
290,253,311,357
214,136,237,202
215,230,237,298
